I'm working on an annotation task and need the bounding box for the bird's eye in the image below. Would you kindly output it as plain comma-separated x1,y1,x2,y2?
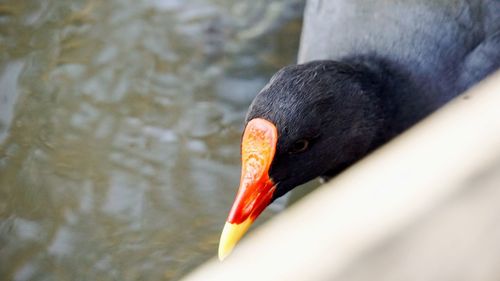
289,139,309,154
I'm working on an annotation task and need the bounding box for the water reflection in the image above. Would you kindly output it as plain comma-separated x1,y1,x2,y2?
0,0,303,280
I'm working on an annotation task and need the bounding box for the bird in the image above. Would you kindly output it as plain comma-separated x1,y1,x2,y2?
218,0,500,260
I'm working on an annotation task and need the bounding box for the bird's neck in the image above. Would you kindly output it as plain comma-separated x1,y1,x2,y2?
342,55,433,150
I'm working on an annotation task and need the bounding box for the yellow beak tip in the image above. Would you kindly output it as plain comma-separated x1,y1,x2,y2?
218,248,230,261
217,219,253,261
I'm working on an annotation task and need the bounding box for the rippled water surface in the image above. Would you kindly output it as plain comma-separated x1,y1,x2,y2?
0,0,303,280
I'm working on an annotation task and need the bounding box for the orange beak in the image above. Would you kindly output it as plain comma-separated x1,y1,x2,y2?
218,118,278,260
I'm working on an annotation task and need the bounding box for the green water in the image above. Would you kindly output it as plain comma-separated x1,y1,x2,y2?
0,0,303,280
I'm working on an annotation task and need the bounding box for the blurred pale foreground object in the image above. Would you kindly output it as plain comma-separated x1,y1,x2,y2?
181,70,500,281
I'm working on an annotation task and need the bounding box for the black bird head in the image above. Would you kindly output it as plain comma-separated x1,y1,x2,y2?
247,60,386,199
219,60,387,259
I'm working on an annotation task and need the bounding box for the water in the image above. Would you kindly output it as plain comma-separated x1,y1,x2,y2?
0,0,303,280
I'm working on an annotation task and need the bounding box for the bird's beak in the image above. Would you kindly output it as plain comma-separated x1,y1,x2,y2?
218,118,278,260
